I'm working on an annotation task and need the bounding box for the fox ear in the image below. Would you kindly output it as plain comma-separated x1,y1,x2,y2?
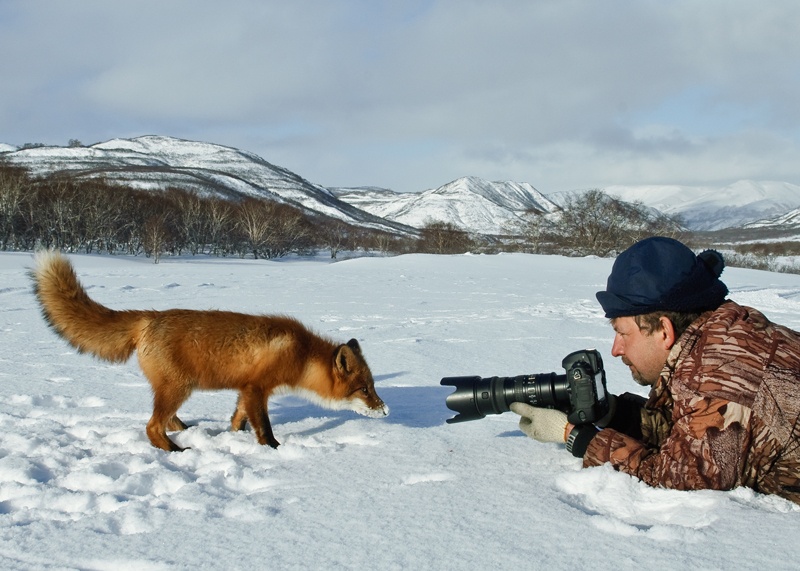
346,338,362,355
334,344,356,375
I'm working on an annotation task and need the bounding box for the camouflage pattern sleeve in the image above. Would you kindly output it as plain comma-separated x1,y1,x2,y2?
583,396,749,491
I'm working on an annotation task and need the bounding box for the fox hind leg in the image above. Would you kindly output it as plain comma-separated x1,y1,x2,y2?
146,383,193,452
230,394,248,432
167,415,189,431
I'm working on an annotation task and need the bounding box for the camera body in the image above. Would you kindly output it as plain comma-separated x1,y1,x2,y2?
440,349,608,425
559,349,608,424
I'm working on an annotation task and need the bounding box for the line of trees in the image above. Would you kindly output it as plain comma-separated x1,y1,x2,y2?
2,161,731,264
0,163,409,261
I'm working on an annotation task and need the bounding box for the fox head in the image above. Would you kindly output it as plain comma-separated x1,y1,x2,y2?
330,339,389,418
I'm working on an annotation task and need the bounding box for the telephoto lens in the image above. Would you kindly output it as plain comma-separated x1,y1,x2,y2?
440,372,568,424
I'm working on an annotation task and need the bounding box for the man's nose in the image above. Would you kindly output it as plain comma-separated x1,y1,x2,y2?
611,335,624,357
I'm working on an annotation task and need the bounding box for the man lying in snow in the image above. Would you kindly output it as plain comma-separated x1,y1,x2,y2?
512,236,800,504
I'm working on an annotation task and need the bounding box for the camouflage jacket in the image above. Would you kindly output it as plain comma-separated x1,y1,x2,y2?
584,300,800,504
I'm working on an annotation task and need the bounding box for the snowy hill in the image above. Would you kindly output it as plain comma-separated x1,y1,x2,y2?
598,181,800,231
745,206,800,230
3,135,800,235
1,136,415,235
333,176,560,235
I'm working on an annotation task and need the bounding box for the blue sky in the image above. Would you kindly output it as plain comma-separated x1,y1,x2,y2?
2,0,799,193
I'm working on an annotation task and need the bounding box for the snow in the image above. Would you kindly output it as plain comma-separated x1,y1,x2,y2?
1,251,799,570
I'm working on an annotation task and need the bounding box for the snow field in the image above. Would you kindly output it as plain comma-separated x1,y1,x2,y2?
0,251,799,570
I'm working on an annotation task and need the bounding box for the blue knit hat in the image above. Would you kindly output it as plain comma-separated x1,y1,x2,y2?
596,237,728,319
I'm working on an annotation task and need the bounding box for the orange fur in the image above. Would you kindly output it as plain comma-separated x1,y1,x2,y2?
30,250,388,451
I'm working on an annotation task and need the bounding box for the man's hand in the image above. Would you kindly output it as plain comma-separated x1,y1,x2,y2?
510,402,569,443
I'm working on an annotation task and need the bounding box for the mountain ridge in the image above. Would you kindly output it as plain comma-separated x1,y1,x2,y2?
1,135,416,235
332,176,559,236
598,181,800,231
3,135,799,235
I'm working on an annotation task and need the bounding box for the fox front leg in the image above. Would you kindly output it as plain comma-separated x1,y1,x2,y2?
231,390,280,448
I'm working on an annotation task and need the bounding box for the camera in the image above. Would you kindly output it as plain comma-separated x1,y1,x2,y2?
440,349,608,425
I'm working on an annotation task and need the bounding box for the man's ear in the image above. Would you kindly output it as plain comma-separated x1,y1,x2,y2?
658,316,677,349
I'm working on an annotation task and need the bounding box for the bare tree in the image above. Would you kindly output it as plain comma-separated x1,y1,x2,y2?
319,220,350,259
167,188,208,255
417,220,475,254
0,163,29,250
515,208,557,254
366,229,412,255
142,213,169,263
205,197,235,256
262,203,313,258
236,198,273,259
550,189,683,257
39,179,86,251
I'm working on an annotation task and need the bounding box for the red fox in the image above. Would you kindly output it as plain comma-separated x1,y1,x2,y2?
30,250,389,452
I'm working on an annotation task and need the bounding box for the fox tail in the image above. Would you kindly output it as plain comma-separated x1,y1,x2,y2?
30,250,145,363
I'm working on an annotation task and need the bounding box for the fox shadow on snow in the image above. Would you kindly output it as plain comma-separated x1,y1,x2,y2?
189,372,455,443
271,373,453,430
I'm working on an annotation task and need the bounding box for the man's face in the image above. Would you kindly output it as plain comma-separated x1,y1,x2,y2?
610,316,672,386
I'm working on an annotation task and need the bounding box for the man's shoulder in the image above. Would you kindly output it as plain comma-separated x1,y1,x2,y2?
673,301,800,401
702,301,800,358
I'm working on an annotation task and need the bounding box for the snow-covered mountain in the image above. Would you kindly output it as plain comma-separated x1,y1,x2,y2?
745,206,800,230
596,181,800,231
0,136,415,235
3,136,799,235
333,176,559,236
1,137,559,237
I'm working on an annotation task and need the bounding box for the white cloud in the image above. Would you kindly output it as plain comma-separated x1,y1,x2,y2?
2,0,799,192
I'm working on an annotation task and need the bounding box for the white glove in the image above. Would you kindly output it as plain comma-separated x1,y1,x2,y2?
510,402,569,443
